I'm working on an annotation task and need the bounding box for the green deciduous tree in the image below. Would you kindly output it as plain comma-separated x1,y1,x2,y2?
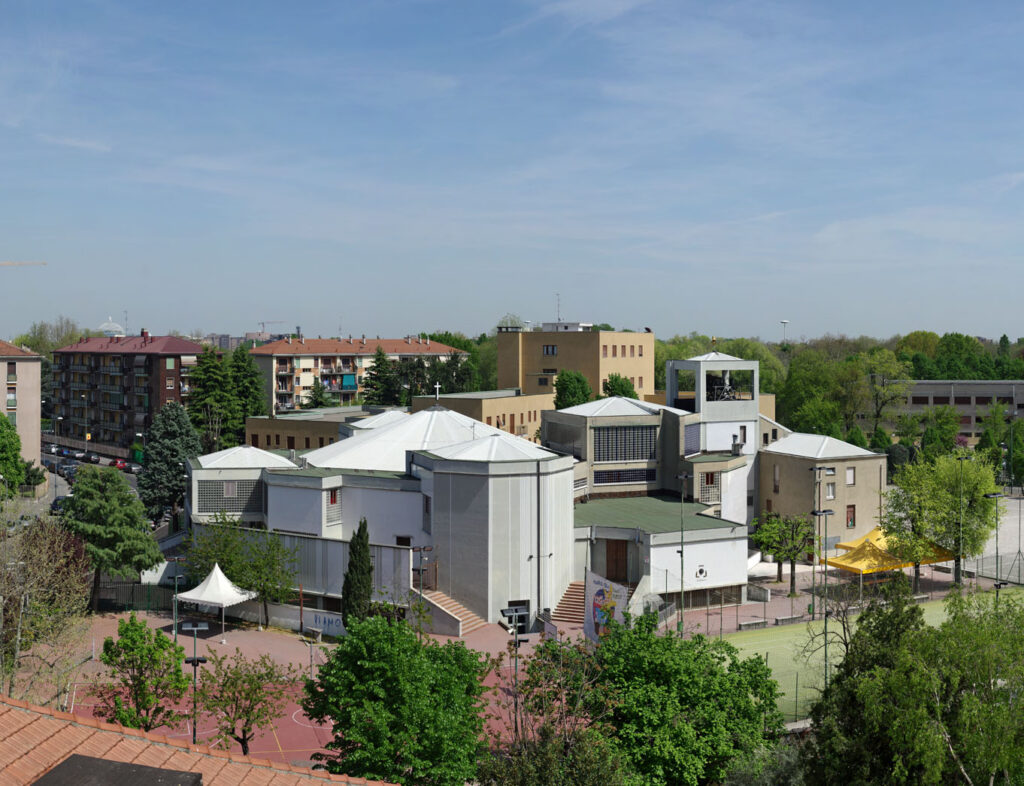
138,401,202,520
869,425,892,452
341,517,373,629
880,461,941,594
96,612,189,731
602,373,637,399
554,370,592,409
751,514,815,595
63,466,162,611
303,615,488,785
929,451,1000,585
362,346,402,406
0,414,24,498
596,615,783,786
197,648,299,755
863,349,912,432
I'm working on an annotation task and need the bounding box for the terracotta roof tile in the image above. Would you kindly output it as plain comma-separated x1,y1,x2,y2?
248,337,465,357
0,696,399,785
0,339,39,358
53,334,205,356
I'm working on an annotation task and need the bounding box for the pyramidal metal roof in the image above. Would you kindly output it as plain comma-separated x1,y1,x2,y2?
197,445,298,469
687,351,742,361
762,432,877,460
558,396,689,417
303,406,507,471
349,410,409,430
428,433,557,462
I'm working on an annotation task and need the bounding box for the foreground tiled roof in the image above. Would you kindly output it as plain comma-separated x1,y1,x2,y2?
0,339,39,358
54,335,205,355
249,337,464,357
0,695,396,785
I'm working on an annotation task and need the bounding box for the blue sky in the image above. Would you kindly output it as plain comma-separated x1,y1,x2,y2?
3,1,1024,343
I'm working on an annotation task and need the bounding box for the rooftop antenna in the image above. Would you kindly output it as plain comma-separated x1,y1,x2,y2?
123,310,128,337
556,292,561,322
780,320,789,344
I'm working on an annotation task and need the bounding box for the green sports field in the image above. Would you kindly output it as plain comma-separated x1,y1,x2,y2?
723,586,1021,722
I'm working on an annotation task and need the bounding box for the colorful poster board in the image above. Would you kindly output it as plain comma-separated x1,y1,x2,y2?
583,567,629,642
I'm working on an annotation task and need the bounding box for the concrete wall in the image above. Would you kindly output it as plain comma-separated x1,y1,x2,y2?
267,484,324,536
705,420,758,454
433,472,491,619
411,392,555,442
246,416,340,451
343,486,424,545
650,534,748,593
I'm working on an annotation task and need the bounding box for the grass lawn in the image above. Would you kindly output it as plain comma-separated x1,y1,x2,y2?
723,585,1021,722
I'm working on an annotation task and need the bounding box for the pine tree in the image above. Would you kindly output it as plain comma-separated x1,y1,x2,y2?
341,518,373,629
138,402,202,519
303,379,336,409
188,347,241,451
362,347,402,406
230,344,267,425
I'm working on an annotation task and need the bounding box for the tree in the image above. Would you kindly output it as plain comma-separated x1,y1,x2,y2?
790,396,844,438
362,346,402,406
480,636,632,786
302,378,336,409
137,401,202,520
844,425,868,448
229,343,267,426
554,370,592,409
929,451,1000,585
96,613,189,731
187,347,241,451
869,425,891,452
751,514,815,595
0,414,25,498
880,461,941,593
862,349,912,432
602,373,637,399
62,466,162,611
341,517,373,629
187,514,298,625
778,349,840,427
918,405,960,461
197,649,299,755
596,615,783,786
303,616,488,785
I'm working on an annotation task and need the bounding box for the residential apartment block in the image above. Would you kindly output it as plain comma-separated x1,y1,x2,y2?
52,331,204,457
1,339,41,470
903,379,1024,442
497,321,655,399
249,336,464,413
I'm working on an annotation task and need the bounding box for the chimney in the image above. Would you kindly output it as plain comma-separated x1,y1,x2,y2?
406,336,411,344
288,336,292,344
300,337,305,344
141,328,149,340
426,338,430,347
731,434,741,456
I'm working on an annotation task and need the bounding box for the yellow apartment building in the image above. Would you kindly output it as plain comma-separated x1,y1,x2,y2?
1,339,41,472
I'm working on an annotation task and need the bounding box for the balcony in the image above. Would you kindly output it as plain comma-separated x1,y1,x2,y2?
99,384,121,394
277,366,294,376
4,398,14,410
70,364,91,373
6,373,15,383
100,401,123,412
69,381,89,390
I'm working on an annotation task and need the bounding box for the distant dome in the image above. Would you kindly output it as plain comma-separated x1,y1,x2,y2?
98,316,125,337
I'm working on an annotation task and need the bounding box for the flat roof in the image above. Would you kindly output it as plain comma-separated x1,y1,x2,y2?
686,452,741,464
416,389,526,400
573,494,736,533
265,467,409,480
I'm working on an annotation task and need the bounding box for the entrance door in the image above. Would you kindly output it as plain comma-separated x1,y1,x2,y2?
605,540,628,583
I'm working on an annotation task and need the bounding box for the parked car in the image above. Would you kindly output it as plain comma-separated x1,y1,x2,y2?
126,462,143,474
42,443,60,455
69,448,87,460
110,458,128,470
50,496,71,515
64,465,80,485
41,457,59,473
56,459,79,478
84,451,102,464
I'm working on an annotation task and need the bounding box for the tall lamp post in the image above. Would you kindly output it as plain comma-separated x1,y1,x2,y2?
501,606,528,740
181,621,208,745
809,466,828,619
167,556,186,644
956,455,971,586
984,493,1003,581
811,508,834,684
677,473,691,637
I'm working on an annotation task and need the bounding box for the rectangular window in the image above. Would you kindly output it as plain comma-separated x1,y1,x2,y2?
542,345,558,356
621,344,626,357
329,489,337,505
773,465,780,494
612,345,617,357
602,345,608,358
486,416,492,425
275,434,280,446
305,437,310,449
933,396,949,405
166,358,175,370
6,362,14,381
538,377,549,386
846,467,855,485
955,396,971,405
638,376,643,389
287,436,295,450
739,425,747,443
630,345,635,357
593,468,657,485
265,434,270,446
826,482,836,500
638,345,643,357
166,377,174,390
846,505,856,529
592,425,658,462
911,396,929,405
771,428,778,440
319,437,325,447
630,377,635,385
223,481,237,498
396,536,412,547
976,396,992,405
825,467,836,476
763,433,769,446
766,498,772,513
704,472,714,486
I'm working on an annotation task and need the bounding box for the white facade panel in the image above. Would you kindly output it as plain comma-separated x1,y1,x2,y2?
650,535,747,593
705,421,757,454
342,487,423,546
267,485,323,536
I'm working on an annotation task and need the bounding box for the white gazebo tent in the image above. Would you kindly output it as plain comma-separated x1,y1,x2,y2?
174,563,257,643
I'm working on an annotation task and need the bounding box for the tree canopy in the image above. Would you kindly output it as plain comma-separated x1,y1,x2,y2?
602,373,637,399
137,401,202,519
341,517,373,629
187,347,241,452
554,370,592,409
0,413,25,498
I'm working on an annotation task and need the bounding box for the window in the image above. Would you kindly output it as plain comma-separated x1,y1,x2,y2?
846,467,855,485
630,377,635,385
486,416,492,425
638,345,643,357
771,428,778,440
763,433,769,446
223,481,237,498
739,425,747,443
166,377,174,390
825,467,836,476
542,345,558,356
773,465,780,493
602,345,608,358
5,362,14,382
166,358,175,370
287,436,295,450
424,496,431,515
955,396,971,405
766,499,772,513
275,434,280,446
265,434,270,446
826,482,836,500
305,437,310,449
976,396,992,405
699,472,721,504
329,489,337,505
846,505,856,529
621,345,626,357
612,345,617,357
704,472,714,486
911,396,929,405
319,437,325,447
593,426,657,462
933,396,949,405
594,468,657,485
639,376,643,389
396,536,411,547
538,377,549,386
630,345,635,357
326,487,342,524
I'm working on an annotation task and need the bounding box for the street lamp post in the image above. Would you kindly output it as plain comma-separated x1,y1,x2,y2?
501,606,528,740
811,508,834,684
956,455,971,586
167,556,186,644
984,493,1003,581
677,473,691,637
809,466,828,619
181,621,208,745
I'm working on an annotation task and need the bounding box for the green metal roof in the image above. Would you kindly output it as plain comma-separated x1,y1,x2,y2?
573,494,737,533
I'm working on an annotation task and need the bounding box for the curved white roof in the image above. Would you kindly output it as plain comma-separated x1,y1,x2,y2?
428,433,557,462
350,410,408,430
197,445,298,469
304,406,507,471
687,351,742,361
559,396,689,417
763,433,876,460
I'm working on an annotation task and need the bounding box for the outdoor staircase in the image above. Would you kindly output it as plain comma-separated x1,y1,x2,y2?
422,590,489,636
551,581,586,624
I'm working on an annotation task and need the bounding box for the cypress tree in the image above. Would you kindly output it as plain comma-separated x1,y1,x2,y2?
342,517,374,629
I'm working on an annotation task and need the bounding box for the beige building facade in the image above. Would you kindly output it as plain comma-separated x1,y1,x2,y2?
758,434,887,549
411,389,554,442
903,379,1024,443
1,340,41,471
497,322,655,399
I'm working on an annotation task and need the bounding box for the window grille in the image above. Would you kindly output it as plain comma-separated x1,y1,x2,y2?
197,479,262,514
594,468,656,485
699,472,720,504
593,426,657,462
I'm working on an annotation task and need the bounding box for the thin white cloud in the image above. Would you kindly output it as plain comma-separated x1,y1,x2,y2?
37,134,111,153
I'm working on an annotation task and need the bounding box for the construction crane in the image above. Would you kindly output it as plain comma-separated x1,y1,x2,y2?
258,320,285,333
0,261,47,267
